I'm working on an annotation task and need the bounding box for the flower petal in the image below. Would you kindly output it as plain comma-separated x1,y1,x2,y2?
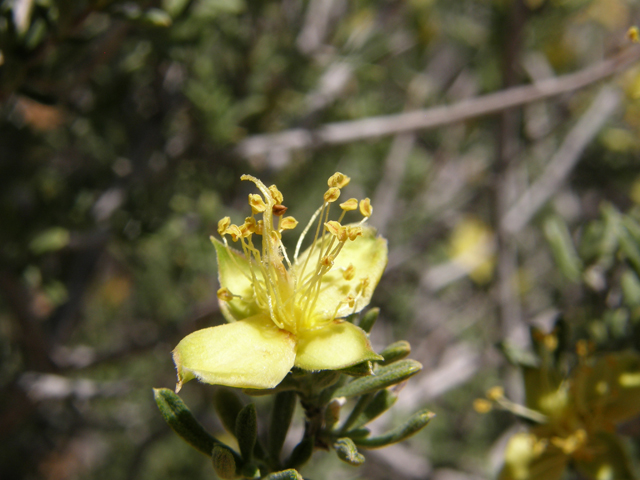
212,237,262,322
293,226,387,320
173,314,296,389
294,321,382,371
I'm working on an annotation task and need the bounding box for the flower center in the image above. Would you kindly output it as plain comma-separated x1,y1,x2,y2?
217,173,372,335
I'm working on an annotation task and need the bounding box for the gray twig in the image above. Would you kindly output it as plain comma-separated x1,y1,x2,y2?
236,46,640,159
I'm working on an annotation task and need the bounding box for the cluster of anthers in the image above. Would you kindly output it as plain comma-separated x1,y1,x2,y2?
215,172,372,335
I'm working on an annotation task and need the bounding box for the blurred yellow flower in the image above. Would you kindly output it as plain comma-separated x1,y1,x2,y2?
448,216,495,284
173,173,386,390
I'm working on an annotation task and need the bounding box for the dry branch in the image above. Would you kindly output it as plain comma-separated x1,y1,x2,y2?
236,46,640,159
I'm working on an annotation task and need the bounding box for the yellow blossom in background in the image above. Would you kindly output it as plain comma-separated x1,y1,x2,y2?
448,216,495,284
172,173,387,390
497,344,640,480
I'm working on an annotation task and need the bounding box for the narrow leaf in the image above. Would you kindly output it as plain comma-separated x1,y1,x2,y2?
235,404,258,463
339,393,374,433
359,307,379,333
285,437,314,470
543,216,582,283
378,341,411,365
340,361,374,377
332,360,422,399
352,410,435,449
334,437,365,466
212,445,237,480
262,469,303,480
269,391,297,464
153,388,221,456
213,388,244,436
348,389,398,430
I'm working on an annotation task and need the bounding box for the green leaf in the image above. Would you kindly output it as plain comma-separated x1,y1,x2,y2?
213,389,244,436
285,437,314,470
212,445,237,480
618,222,640,275
153,388,226,456
340,361,374,376
29,227,70,254
262,469,303,480
339,393,374,433
543,216,582,283
359,307,380,334
142,8,172,27
332,359,422,399
269,391,297,464
235,404,258,463
621,269,640,307
347,389,398,431
351,410,435,449
334,438,365,466
378,341,411,365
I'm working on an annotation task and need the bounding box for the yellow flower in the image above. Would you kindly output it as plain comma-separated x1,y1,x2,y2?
173,173,387,390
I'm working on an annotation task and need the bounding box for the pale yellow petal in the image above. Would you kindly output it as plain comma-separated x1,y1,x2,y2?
294,321,382,371
293,226,387,320
212,237,262,322
173,314,296,389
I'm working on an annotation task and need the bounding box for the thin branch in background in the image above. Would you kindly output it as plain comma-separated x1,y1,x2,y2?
501,86,621,234
236,45,640,160
419,86,621,294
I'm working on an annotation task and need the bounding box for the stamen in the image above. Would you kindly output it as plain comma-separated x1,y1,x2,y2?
294,205,323,261
324,187,341,203
359,198,373,217
328,172,351,188
248,194,266,214
217,287,235,302
343,264,355,281
218,217,231,236
269,185,284,204
280,216,298,231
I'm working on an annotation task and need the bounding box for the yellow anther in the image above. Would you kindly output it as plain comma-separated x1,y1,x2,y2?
473,399,493,414
347,226,363,241
543,334,558,352
218,216,231,236
628,26,639,43
356,277,370,294
328,172,351,189
486,386,504,401
280,216,298,231
321,255,335,267
226,224,243,242
359,198,372,217
343,264,355,281
217,288,235,302
346,295,355,308
241,217,256,236
269,185,283,204
248,194,266,214
324,187,341,203
576,339,590,357
340,198,358,211
255,220,263,235
532,438,548,456
325,221,343,237
272,204,288,216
